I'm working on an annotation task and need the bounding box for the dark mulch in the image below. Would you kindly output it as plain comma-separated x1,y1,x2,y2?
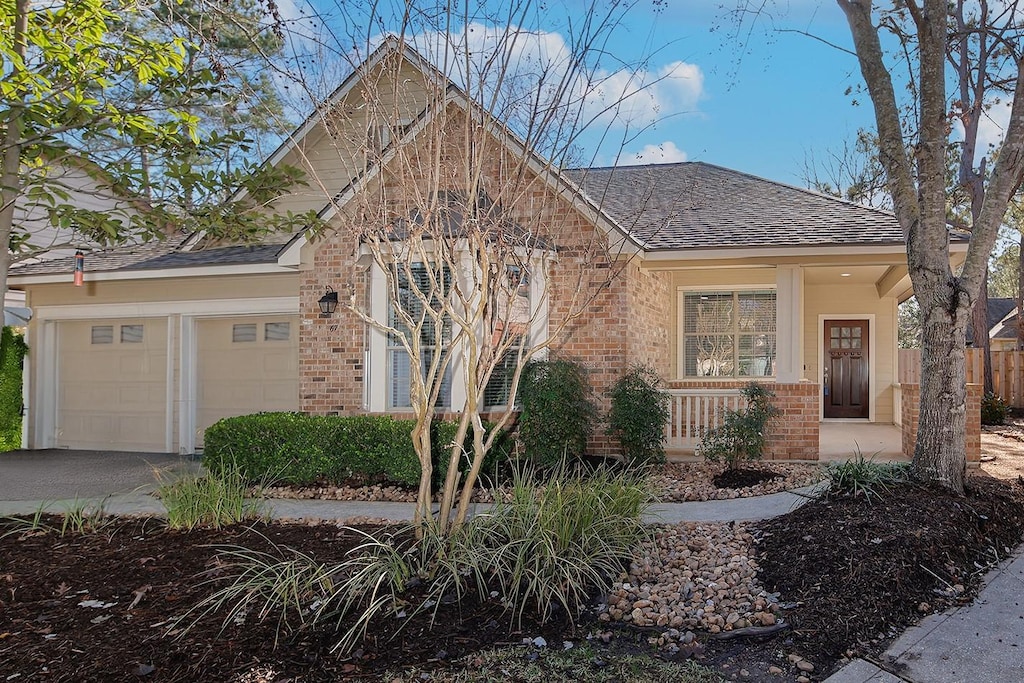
712,467,782,490
2,475,1023,682
0,519,559,682
748,474,1024,676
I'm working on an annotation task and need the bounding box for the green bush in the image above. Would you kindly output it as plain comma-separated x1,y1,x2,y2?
607,365,670,465
518,358,597,467
826,448,909,503
697,382,782,470
981,392,1009,426
203,412,512,488
0,327,27,452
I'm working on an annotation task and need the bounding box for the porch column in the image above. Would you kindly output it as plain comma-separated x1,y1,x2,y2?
775,265,804,383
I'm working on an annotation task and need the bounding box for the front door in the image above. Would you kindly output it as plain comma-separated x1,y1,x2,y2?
823,320,870,419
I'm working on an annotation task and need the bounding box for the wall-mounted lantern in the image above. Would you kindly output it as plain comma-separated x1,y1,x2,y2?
318,286,339,316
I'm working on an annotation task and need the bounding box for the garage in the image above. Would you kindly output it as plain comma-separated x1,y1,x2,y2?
195,315,299,447
56,318,169,451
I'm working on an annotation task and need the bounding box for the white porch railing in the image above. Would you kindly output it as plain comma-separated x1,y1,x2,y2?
664,388,745,452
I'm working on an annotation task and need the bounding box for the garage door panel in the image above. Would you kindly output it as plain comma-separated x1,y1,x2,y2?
56,319,168,452
196,316,299,446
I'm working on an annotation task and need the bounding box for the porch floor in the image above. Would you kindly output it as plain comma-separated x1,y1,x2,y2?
818,422,906,463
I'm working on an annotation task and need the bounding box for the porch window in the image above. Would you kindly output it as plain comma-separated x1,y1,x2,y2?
387,264,452,409
681,290,776,377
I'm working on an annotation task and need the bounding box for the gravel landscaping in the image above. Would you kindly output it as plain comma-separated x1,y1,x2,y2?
258,461,823,504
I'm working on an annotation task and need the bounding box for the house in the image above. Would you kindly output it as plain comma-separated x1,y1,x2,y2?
7,41,977,462
967,297,1021,351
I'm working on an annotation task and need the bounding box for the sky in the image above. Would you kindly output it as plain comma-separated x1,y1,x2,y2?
278,0,883,188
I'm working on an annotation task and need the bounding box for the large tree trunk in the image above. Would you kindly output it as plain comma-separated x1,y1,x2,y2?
914,290,970,494
972,275,994,393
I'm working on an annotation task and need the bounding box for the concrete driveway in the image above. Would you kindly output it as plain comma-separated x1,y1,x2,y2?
0,449,200,501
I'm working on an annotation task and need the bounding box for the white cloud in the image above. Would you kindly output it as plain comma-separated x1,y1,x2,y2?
620,141,689,165
404,23,705,132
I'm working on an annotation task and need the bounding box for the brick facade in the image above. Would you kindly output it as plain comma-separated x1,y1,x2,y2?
900,383,982,465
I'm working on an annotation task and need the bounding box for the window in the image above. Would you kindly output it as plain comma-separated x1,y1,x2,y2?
265,322,290,341
232,323,257,343
681,290,776,377
484,334,525,408
387,264,452,409
120,324,144,343
91,325,113,344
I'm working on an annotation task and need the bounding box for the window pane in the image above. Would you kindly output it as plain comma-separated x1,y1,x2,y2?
738,334,775,376
232,324,257,342
484,337,524,407
686,335,734,376
120,324,143,343
684,292,733,334
265,322,290,341
91,325,113,344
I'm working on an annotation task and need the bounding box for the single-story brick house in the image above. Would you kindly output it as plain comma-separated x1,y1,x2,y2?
8,41,977,462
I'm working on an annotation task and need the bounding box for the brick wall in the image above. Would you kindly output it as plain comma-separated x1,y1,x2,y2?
900,383,981,465
665,380,820,461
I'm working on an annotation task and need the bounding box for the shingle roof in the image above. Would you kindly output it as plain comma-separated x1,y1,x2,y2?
992,313,1021,341
9,235,288,277
967,297,1018,344
565,162,912,250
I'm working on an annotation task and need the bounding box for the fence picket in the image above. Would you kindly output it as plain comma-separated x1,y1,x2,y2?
899,348,1024,408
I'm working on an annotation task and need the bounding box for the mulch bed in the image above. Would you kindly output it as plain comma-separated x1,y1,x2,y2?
711,467,782,490
2,474,1022,682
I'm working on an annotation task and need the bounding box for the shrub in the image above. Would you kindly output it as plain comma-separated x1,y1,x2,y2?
203,413,513,489
191,464,652,652
0,327,27,452
159,466,265,530
826,448,909,503
518,358,597,467
607,365,670,465
981,392,1008,426
698,382,782,470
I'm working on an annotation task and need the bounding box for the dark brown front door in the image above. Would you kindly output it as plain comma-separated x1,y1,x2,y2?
823,320,870,419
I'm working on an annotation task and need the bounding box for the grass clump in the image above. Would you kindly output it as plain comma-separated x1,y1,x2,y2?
1,498,111,539
189,465,652,653
159,467,265,530
826,448,910,502
389,642,723,682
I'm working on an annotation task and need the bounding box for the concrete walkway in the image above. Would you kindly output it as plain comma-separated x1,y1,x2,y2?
825,547,1024,683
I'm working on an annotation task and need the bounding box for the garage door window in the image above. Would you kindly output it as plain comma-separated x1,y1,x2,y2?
265,322,290,341
91,326,113,344
232,323,257,342
120,325,144,343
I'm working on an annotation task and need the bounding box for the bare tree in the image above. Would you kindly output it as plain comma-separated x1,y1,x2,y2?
836,0,1024,493
277,2,672,532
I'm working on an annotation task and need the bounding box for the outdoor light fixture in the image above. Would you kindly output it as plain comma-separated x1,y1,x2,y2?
318,286,339,315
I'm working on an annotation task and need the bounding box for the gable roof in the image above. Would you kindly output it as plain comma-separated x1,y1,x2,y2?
967,297,1018,344
565,162,918,251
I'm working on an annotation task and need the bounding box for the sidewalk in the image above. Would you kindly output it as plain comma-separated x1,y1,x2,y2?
0,484,822,523
825,547,1024,683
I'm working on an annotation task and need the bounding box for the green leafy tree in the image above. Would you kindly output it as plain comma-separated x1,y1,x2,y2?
0,0,316,296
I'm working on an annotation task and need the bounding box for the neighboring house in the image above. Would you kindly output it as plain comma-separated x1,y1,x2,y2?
967,298,1021,351
7,41,974,460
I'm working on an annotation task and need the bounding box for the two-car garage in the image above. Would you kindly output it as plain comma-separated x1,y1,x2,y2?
47,312,299,453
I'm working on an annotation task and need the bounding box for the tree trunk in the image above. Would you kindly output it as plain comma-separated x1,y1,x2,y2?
1018,232,1024,350
913,292,970,495
0,0,29,302
972,275,994,393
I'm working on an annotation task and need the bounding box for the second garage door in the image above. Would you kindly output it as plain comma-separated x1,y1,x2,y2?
195,316,299,446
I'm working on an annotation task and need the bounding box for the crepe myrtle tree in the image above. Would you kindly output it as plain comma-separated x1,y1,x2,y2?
1,0,316,295
282,1,676,533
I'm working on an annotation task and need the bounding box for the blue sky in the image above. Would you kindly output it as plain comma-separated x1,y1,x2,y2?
282,0,879,187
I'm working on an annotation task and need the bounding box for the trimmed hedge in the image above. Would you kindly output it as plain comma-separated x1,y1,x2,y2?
204,412,511,488
0,328,27,452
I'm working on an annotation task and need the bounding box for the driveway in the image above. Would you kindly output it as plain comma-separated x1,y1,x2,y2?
0,449,200,501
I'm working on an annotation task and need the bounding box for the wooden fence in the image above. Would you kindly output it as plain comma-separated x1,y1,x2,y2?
898,349,1024,408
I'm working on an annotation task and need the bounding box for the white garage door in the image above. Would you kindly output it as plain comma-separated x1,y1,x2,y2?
195,316,299,446
56,318,168,451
